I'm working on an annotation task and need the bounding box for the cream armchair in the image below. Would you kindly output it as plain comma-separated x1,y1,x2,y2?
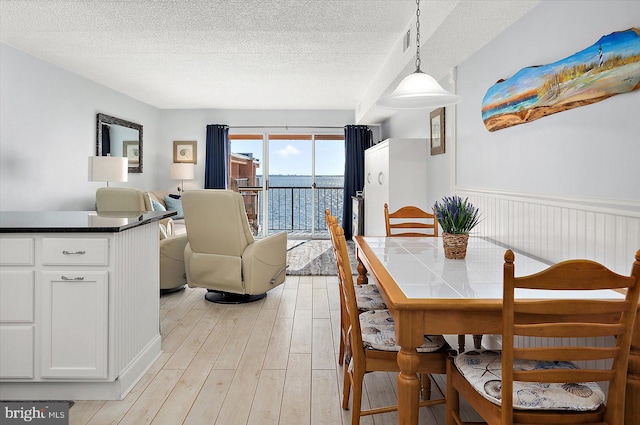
182,189,288,303
95,187,188,293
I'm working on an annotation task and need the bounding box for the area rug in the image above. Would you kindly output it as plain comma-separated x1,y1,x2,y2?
286,239,357,276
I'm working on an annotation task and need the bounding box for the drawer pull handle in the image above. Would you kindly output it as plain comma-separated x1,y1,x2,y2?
61,276,85,281
62,250,86,255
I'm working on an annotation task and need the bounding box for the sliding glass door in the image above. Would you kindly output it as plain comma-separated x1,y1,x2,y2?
229,133,344,238
228,135,264,237
313,135,345,235
268,135,313,237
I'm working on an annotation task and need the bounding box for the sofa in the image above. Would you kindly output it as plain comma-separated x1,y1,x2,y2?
147,190,186,235
95,187,188,293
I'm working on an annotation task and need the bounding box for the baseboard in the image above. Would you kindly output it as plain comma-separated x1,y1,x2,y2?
0,335,162,401
115,334,162,400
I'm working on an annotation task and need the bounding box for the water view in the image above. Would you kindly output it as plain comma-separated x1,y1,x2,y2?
229,136,346,237
247,175,344,236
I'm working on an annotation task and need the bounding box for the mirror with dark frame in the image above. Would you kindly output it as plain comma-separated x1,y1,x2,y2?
96,113,143,173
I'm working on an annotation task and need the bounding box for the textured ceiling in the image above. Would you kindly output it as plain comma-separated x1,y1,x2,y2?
0,0,539,115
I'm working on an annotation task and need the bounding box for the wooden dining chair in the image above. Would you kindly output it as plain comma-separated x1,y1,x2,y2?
324,209,386,365
446,249,640,425
332,223,452,425
384,203,439,237
383,203,480,353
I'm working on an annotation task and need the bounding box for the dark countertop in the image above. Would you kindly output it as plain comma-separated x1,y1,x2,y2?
0,211,176,233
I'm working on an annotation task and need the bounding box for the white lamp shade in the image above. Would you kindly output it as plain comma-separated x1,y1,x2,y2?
377,71,461,109
170,163,195,180
88,156,128,182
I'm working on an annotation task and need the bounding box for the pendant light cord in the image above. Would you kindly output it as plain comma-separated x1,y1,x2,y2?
415,0,421,72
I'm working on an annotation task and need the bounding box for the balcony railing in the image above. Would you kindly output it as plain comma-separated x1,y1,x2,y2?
237,186,344,237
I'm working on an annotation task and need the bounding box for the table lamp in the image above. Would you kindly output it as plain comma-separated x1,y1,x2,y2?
88,155,128,187
170,163,195,194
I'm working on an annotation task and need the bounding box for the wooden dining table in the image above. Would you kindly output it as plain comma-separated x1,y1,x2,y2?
353,235,639,425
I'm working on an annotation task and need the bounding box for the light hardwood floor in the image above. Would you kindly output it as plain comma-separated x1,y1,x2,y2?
70,275,480,425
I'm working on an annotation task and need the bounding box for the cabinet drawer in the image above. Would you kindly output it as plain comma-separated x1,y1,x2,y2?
0,271,34,322
42,238,109,266
0,326,34,378
0,237,34,266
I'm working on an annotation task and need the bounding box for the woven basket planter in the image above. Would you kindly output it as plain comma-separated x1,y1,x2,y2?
442,233,469,259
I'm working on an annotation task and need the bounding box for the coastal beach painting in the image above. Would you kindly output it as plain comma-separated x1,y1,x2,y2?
482,28,640,132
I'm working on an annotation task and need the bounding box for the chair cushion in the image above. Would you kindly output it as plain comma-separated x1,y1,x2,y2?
454,350,605,411
359,309,446,352
355,284,387,311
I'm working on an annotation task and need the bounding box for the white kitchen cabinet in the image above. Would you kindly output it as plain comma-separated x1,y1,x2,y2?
0,242,35,379
0,326,34,378
364,138,428,236
0,270,34,322
40,271,108,379
0,211,167,400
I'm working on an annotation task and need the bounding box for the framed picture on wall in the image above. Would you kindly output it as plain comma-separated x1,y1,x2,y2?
430,107,445,155
123,140,140,165
173,141,197,164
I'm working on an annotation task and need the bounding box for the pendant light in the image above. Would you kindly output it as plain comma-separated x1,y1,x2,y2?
377,0,461,109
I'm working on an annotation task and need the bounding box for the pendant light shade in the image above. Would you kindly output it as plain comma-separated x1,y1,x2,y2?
377,0,461,110
377,71,461,109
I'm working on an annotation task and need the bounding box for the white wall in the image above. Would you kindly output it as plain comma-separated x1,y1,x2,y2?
0,43,160,210
157,109,374,193
456,0,640,201
381,0,640,273
0,43,369,210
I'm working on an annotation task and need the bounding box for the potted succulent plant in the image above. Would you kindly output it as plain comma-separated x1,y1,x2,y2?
433,196,481,259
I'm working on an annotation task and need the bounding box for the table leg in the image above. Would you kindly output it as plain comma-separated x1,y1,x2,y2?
395,311,424,425
626,312,640,424
473,334,483,349
356,257,368,285
397,347,420,425
457,335,482,353
457,335,465,353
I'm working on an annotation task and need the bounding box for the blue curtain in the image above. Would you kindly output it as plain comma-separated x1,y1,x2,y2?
342,125,372,239
101,124,111,156
204,124,229,189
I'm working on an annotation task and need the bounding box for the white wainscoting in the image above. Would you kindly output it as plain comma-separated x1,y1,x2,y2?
457,188,640,275
456,188,638,394
111,221,160,382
